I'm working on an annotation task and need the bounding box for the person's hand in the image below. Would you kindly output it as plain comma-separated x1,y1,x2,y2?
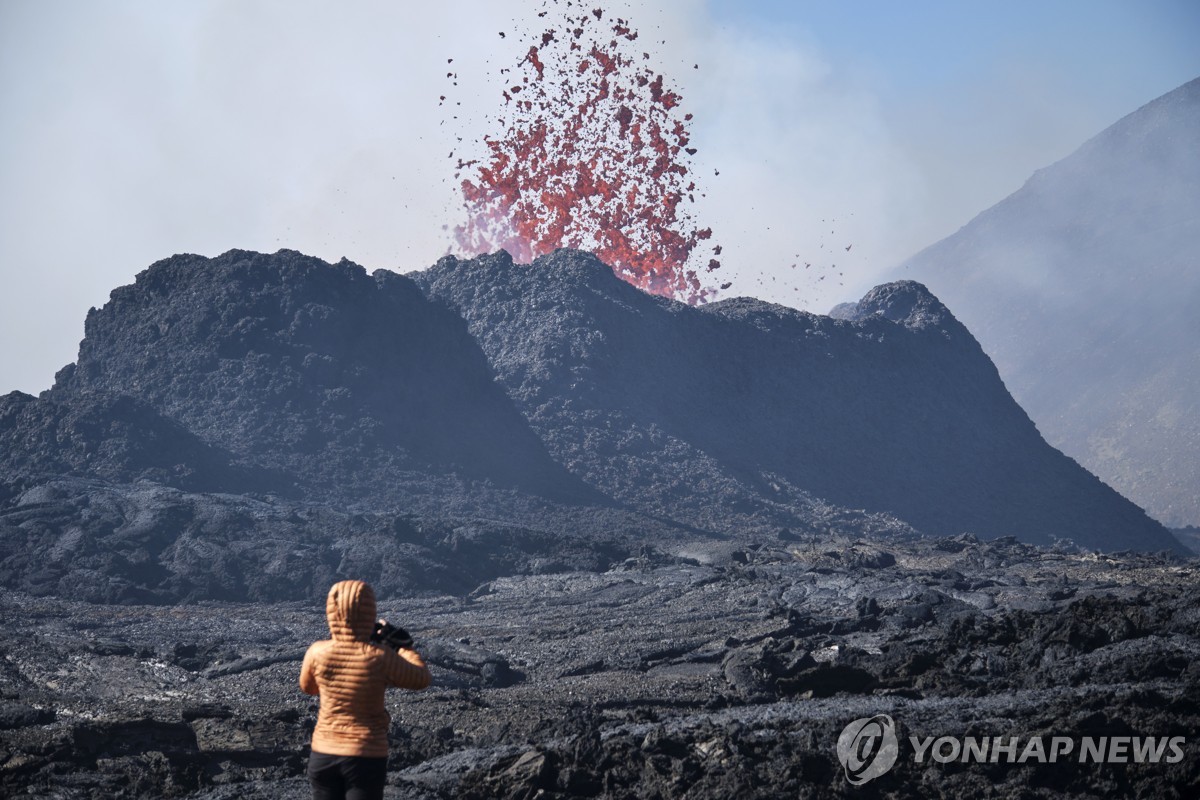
371,619,414,650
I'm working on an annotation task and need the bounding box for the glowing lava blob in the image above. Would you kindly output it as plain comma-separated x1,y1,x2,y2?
451,4,722,304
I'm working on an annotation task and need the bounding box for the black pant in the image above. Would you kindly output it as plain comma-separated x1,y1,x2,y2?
307,751,388,800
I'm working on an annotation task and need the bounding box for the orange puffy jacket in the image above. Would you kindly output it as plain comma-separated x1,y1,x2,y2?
300,580,432,757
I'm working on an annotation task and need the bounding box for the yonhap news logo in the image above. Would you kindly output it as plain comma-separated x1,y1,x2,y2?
836,715,1187,786
836,715,899,784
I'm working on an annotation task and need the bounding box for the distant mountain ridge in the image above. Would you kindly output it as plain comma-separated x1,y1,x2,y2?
893,76,1200,527
0,248,1183,604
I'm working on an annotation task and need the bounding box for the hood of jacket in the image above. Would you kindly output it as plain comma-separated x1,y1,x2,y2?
325,580,377,642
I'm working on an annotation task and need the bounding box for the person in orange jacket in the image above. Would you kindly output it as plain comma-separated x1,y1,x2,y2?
300,579,432,800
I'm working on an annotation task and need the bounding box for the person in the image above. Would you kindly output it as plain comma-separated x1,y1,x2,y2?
300,579,432,800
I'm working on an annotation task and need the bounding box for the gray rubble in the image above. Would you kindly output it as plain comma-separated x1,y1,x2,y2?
2,535,1196,798
0,248,1194,797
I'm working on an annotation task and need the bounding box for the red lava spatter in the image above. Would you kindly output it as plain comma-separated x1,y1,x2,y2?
449,1,721,304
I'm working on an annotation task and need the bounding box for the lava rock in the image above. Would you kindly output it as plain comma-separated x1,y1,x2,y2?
417,249,1180,552
0,701,54,729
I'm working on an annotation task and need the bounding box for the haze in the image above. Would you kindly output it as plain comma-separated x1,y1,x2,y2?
2,0,1197,394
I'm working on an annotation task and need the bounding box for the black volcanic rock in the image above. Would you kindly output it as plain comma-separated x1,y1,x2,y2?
0,477,630,603
0,389,275,494
45,249,582,504
0,246,1184,607
415,249,1179,552
893,77,1200,528
1,538,1196,799
3,250,1196,800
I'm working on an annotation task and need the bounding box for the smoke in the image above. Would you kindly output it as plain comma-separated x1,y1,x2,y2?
0,0,488,393
1,0,1194,394
673,20,927,310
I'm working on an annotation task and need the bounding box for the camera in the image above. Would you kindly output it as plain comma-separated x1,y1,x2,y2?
370,620,413,651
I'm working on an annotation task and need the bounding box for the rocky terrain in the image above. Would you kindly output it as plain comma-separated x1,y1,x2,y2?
1,535,1196,798
1173,527,1200,556
1,247,1194,796
0,248,1182,606
39,250,587,505
418,250,1176,552
893,76,1200,529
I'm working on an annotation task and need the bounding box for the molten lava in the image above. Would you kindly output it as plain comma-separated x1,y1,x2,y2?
450,2,721,304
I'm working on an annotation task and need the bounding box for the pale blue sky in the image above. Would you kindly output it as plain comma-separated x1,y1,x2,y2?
714,1,1200,90
701,0,1200,171
1,0,1198,394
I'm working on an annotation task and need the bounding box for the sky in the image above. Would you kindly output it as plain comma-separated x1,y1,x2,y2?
1,0,1198,395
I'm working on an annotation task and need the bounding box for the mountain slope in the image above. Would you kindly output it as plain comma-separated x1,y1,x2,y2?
894,77,1200,527
42,248,586,503
0,246,1182,607
416,249,1178,551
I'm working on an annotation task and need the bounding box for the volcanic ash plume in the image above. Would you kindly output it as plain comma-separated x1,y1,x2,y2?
450,3,722,304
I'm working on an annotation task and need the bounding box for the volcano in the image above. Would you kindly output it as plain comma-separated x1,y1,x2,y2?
418,248,1176,552
1,247,1195,800
0,247,1182,606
